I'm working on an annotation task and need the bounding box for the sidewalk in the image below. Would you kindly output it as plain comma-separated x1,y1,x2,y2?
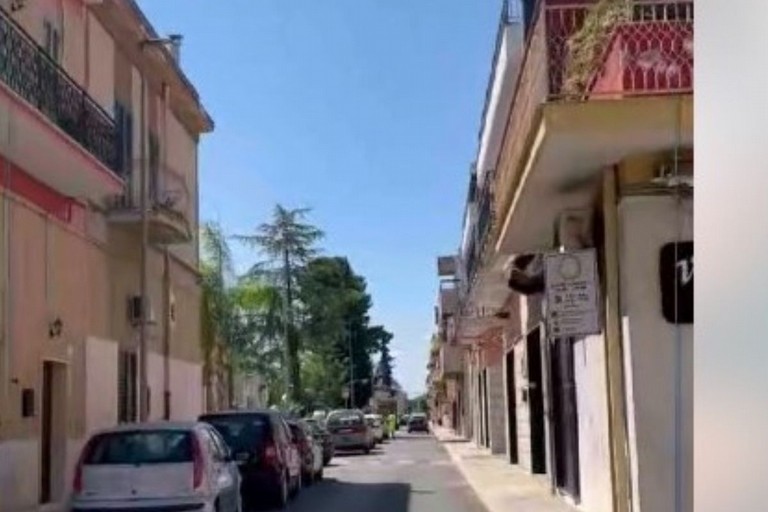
431,424,576,512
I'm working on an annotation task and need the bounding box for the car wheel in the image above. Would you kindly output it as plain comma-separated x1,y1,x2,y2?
363,446,371,455
290,471,301,498
273,473,289,509
317,468,324,481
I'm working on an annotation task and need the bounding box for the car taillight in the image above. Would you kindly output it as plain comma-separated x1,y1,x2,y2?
72,439,95,494
263,442,279,468
191,434,205,489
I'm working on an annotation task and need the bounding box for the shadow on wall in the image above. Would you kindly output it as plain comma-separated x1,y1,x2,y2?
280,480,411,512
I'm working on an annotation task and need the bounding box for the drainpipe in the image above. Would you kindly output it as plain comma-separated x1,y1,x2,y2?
602,166,632,512
1,127,12,427
162,249,170,419
138,73,149,422
161,82,171,420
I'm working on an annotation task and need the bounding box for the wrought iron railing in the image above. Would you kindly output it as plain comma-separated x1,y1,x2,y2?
0,5,117,173
107,164,191,234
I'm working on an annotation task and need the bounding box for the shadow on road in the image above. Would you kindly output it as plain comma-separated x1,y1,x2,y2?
272,478,411,512
333,448,385,457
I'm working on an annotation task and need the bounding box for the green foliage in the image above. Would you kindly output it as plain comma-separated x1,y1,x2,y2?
561,0,631,99
201,205,395,413
234,205,325,403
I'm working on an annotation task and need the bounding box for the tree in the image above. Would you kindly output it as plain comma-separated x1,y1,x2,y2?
234,205,324,404
200,222,237,408
376,332,395,389
297,256,391,409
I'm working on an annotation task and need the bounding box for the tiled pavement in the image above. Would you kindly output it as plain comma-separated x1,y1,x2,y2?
430,424,578,512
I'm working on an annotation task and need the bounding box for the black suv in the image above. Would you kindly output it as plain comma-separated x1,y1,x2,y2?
200,410,300,510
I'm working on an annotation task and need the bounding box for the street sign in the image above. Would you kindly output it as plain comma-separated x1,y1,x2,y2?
544,249,601,338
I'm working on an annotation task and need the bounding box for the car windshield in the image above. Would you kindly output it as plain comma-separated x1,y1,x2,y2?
84,430,193,465
200,414,270,453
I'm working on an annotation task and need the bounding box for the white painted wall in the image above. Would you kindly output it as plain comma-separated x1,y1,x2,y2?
169,357,203,421
85,337,119,432
0,440,38,511
618,194,693,512
573,335,614,512
476,23,524,186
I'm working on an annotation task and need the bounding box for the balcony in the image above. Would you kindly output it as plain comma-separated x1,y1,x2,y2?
439,343,464,379
438,281,460,320
488,0,693,255
0,5,123,201
106,167,192,244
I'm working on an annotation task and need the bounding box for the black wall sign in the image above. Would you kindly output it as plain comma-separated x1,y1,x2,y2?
659,241,693,324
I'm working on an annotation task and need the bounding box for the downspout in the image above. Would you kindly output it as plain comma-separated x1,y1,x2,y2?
138,72,149,422
602,166,632,512
162,249,170,419
1,119,12,427
161,82,171,420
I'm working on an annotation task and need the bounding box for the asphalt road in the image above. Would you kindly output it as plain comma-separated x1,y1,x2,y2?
275,430,488,512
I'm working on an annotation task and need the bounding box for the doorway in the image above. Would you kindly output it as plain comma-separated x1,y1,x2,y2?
40,361,67,504
505,348,519,464
550,338,581,500
526,329,547,474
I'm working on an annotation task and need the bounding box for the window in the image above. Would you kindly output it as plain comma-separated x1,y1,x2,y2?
117,350,137,423
85,430,193,465
114,103,134,179
43,20,61,63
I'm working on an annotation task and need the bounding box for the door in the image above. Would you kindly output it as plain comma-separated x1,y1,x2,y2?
526,330,547,474
40,361,67,504
551,338,581,500
506,349,519,464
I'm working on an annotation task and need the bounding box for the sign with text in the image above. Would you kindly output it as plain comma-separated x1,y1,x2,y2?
544,249,601,338
659,241,693,324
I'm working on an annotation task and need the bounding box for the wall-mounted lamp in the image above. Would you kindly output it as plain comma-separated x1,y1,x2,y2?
48,317,63,339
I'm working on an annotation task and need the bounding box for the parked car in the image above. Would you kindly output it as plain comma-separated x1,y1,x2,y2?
199,410,302,510
305,418,335,465
400,414,410,427
287,420,323,485
326,409,374,454
407,413,429,433
364,414,385,443
68,422,241,512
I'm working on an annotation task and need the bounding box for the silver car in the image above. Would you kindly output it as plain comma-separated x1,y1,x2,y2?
325,410,373,454
68,422,241,512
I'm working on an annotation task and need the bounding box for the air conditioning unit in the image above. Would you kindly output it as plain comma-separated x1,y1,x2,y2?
128,296,157,326
555,209,593,250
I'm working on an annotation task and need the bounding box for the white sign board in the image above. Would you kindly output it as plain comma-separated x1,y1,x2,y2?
544,249,601,338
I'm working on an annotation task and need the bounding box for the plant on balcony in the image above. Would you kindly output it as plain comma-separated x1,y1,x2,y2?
561,0,632,99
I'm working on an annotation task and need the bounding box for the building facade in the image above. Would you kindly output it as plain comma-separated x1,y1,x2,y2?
429,1,692,512
0,0,212,510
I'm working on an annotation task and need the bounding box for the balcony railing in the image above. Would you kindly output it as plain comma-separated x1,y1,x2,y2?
493,0,693,243
107,165,192,243
0,5,117,173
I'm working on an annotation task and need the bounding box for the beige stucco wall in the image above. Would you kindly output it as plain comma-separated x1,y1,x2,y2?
619,194,693,512
87,11,115,113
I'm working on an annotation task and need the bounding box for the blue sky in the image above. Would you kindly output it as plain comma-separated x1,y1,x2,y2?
138,0,500,397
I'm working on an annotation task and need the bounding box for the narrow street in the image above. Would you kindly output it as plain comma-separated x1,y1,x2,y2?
281,432,487,512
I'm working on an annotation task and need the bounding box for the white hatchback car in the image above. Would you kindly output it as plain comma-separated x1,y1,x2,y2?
68,422,241,512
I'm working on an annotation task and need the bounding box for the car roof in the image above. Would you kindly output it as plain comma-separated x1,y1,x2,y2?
91,421,202,436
